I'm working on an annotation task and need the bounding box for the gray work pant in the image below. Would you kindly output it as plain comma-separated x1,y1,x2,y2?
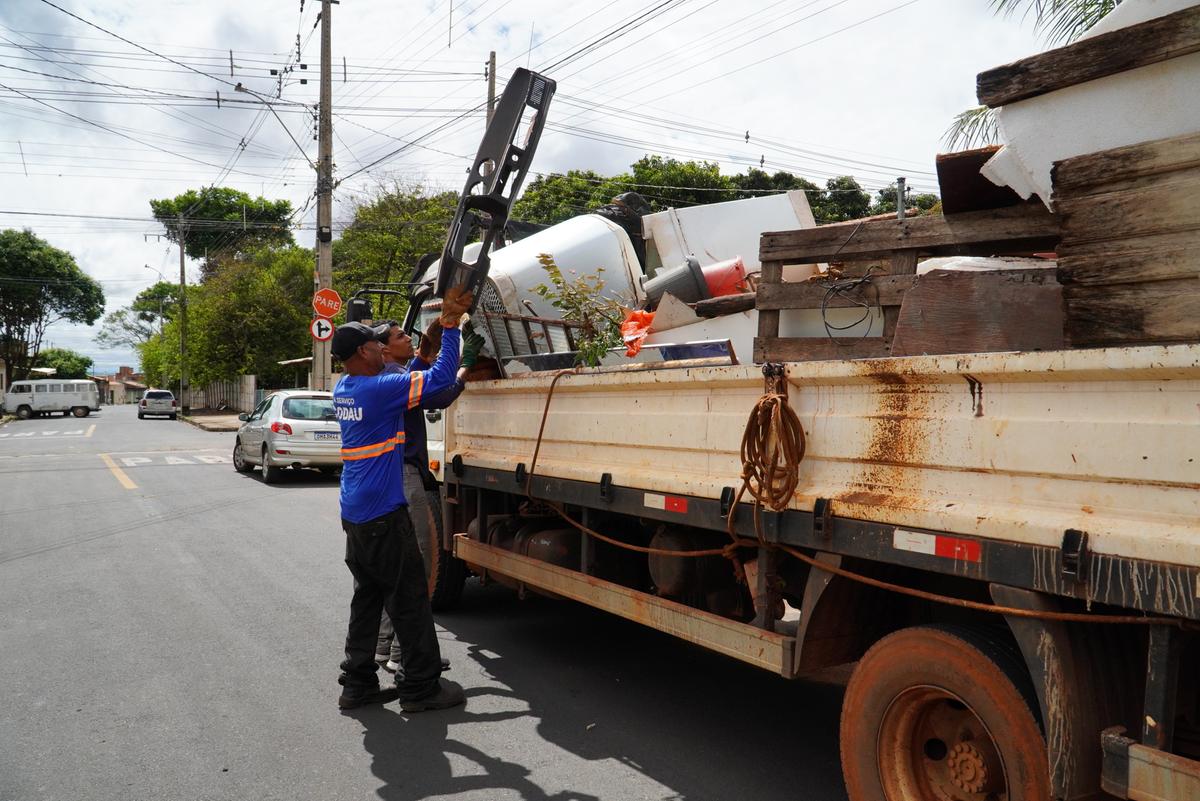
376,462,442,662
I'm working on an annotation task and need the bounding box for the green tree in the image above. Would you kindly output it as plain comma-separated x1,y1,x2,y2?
0,228,104,385
150,187,294,280
95,281,180,350
869,183,942,216
512,170,612,226
33,347,93,379
811,176,872,223
185,245,314,386
332,183,459,322
625,155,737,211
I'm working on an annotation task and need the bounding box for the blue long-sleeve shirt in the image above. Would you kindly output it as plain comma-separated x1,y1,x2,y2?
333,326,461,523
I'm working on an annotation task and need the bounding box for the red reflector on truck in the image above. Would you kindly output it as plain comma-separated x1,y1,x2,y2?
644,493,688,514
893,529,982,563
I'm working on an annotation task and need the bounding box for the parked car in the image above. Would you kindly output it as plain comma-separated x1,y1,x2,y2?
232,390,341,483
3,379,100,419
138,389,177,420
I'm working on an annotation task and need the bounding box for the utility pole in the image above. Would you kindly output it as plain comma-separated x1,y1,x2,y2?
313,0,334,390
486,50,497,126
177,213,189,415
896,176,907,220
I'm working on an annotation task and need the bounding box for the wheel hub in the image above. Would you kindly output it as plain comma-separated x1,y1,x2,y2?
945,743,993,796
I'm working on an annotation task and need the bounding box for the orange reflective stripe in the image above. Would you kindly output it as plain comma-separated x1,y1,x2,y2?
341,448,392,462
341,436,395,454
340,432,404,458
408,371,424,409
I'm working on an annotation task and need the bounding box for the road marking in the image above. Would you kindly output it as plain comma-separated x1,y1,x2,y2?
121,457,152,467
99,453,138,490
86,424,95,437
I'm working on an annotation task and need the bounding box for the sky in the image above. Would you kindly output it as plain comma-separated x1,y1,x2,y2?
0,0,1047,374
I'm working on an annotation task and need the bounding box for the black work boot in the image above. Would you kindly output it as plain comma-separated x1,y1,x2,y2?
399,678,465,713
338,684,400,710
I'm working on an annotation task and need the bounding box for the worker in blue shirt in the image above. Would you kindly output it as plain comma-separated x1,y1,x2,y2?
374,319,485,672
329,286,471,712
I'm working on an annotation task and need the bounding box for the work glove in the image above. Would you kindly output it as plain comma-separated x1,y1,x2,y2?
439,285,473,328
460,325,486,370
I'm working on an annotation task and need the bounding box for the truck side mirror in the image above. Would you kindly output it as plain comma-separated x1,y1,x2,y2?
346,297,372,323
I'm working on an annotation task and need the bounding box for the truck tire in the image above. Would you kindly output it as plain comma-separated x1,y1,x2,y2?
428,539,467,611
416,491,465,611
15,405,31,419
261,446,283,484
840,624,1050,801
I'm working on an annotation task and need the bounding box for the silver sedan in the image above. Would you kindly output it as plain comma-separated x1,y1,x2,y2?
232,390,342,483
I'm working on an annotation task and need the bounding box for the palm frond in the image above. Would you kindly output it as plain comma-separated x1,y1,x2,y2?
943,106,1000,151
990,0,1120,45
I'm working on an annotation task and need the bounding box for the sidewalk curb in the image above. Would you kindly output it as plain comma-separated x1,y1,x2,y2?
181,415,240,433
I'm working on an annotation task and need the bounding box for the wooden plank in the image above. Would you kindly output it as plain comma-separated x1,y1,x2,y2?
1064,280,1200,347
890,269,1064,357
1058,231,1200,286
692,292,756,318
759,204,1060,264
757,260,783,340
1053,130,1200,193
889,249,919,275
977,5,1200,108
755,275,916,311
936,146,1024,215
1055,169,1200,245
754,336,890,363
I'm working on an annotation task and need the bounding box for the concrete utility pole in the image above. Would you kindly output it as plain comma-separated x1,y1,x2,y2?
313,0,334,390
487,50,497,126
177,213,189,415
896,176,907,220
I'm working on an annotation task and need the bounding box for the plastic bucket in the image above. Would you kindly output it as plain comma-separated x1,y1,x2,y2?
701,256,747,297
643,256,710,305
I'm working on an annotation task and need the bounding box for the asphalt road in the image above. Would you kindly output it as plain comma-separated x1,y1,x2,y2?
0,405,848,801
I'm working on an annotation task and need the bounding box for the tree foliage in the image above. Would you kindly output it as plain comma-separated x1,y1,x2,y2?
332,182,460,322
514,159,878,227
33,347,93,379
138,246,313,389
869,183,942,216
149,187,294,280
0,228,104,384
95,281,180,350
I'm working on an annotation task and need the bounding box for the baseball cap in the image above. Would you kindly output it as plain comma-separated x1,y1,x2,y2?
331,321,389,361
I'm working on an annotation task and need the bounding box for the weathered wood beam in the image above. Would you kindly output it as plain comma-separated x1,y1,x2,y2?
754,336,890,363
692,292,756,318
759,204,1060,265
755,275,916,311
977,5,1200,108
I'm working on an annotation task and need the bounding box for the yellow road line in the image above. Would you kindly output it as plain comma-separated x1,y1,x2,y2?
99,453,137,490
85,424,96,438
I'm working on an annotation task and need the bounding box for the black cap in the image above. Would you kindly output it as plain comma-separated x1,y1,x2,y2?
331,321,389,361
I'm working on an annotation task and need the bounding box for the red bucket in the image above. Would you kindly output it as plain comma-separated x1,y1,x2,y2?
700,256,747,298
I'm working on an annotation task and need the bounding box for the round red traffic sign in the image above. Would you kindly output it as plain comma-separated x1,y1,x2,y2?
312,288,342,318
310,317,334,341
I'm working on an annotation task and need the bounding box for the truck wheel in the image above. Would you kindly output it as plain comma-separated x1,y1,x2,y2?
429,540,467,611
16,406,31,420
233,439,254,473
840,624,1050,801
261,446,283,484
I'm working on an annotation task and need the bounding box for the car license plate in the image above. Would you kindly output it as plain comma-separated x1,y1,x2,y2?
314,431,340,440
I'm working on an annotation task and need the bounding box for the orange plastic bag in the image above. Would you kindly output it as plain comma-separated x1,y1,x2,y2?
620,309,655,357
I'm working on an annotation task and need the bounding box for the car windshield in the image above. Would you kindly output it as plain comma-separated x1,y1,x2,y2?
282,397,335,420
145,391,173,399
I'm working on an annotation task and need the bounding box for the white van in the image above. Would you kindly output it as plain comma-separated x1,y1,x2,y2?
3,379,100,419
